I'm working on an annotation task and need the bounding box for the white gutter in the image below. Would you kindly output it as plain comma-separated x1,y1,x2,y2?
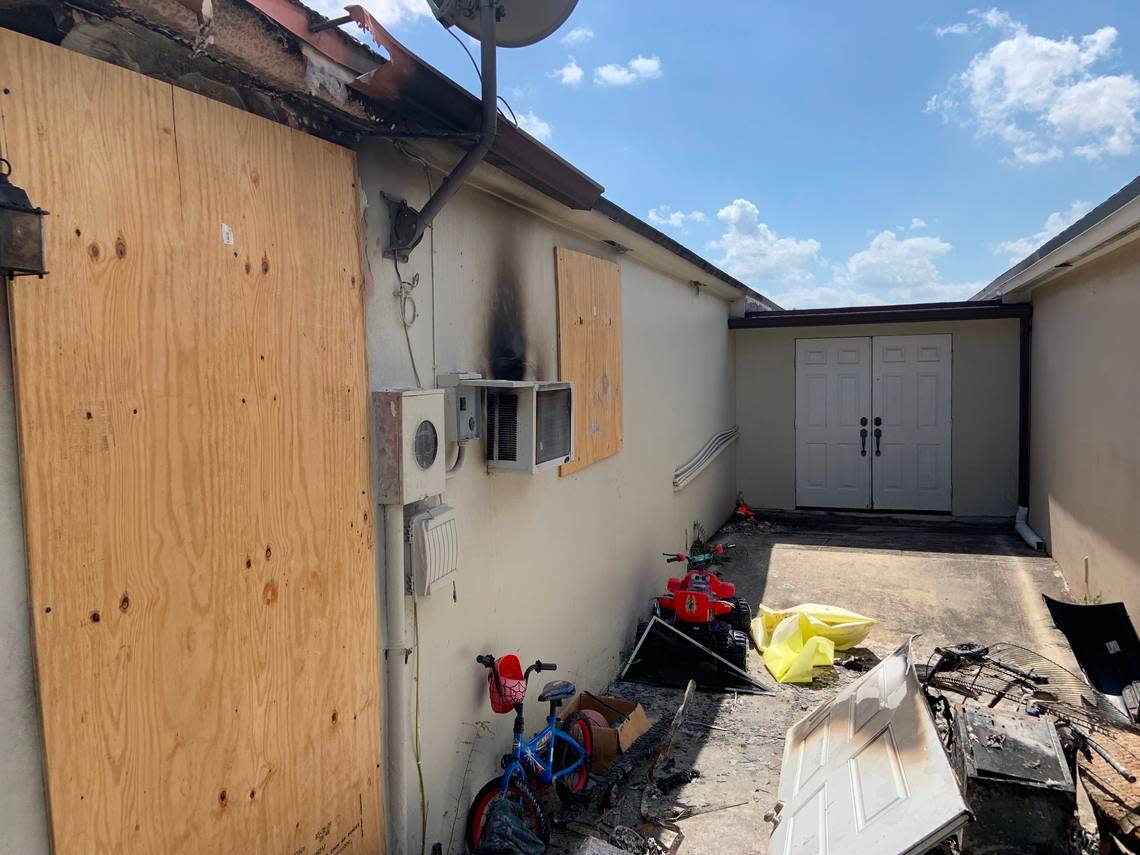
978,192,1140,301
1015,506,1044,552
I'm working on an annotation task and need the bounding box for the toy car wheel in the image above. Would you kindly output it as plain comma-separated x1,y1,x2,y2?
728,596,752,633
727,630,749,670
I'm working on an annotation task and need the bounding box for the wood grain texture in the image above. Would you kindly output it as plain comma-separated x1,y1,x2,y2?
555,247,623,475
0,28,383,855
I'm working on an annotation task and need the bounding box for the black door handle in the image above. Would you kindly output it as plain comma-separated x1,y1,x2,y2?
874,416,881,426
860,428,868,456
874,428,882,456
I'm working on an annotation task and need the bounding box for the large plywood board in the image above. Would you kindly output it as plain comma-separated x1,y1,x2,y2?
0,28,383,855
555,247,623,475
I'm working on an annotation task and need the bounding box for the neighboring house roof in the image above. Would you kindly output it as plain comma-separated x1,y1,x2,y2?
730,299,1029,329
974,173,1140,302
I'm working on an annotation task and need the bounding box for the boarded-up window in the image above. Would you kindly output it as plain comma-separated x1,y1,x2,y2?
555,247,623,474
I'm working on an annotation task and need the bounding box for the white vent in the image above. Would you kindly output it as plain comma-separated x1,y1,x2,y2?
472,380,574,474
405,504,459,596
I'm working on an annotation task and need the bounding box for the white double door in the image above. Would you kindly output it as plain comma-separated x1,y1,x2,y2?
795,335,952,511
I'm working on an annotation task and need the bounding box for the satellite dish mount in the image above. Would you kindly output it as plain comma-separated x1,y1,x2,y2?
384,0,578,259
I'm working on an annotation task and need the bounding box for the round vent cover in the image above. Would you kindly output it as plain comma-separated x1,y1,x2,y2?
413,420,438,470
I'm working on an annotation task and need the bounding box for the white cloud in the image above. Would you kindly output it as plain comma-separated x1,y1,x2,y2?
707,201,981,308
647,206,706,229
709,199,821,284
516,111,552,142
910,217,927,229
929,9,1140,163
994,200,1092,262
628,55,663,79
836,230,950,287
936,22,970,37
594,55,664,86
552,57,584,86
594,64,637,86
561,26,593,46
307,0,430,28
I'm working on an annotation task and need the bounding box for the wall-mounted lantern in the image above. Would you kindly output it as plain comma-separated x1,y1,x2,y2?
0,158,48,280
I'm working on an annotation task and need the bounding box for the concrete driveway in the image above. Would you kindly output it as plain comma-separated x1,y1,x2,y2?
552,512,1075,855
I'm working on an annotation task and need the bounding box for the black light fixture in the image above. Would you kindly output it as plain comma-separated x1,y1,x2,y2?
0,158,48,280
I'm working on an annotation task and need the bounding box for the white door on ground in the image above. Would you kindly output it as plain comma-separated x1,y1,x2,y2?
768,642,970,854
872,335,952,512
795,337,873,509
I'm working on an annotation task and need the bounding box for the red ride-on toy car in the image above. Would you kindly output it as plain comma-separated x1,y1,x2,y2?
639,544,751,669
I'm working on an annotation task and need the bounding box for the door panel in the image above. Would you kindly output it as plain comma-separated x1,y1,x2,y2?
796,338,872,508
769,642,970,854
871,335,952,511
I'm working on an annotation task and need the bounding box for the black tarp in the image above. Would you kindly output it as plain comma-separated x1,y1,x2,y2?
1043,595,1140,697
620,616,773,694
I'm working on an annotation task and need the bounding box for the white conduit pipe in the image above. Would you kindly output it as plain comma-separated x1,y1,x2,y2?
383,504,410,854
673,426,739,492
1015,505,1045,552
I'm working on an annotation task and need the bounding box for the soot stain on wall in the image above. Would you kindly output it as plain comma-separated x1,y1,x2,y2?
486,256,528,381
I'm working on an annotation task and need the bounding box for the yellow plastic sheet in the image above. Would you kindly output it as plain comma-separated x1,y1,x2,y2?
761,614,836,683
751,603,877,684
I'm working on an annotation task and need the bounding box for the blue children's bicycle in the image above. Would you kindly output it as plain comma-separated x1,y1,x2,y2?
464,653,594,850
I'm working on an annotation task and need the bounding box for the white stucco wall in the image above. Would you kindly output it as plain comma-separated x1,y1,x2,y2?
357,142,738,853
0,295,51,854
734,320,1021,517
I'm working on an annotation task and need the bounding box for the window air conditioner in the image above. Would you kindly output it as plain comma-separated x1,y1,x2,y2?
470,380,574,474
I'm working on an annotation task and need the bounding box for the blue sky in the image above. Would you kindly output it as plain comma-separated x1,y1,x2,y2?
322,1,1140,308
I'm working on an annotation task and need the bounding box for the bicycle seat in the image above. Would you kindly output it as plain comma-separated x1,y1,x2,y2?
538,680,576,702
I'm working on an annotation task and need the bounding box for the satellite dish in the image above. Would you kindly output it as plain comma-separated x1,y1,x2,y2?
432,0,579,47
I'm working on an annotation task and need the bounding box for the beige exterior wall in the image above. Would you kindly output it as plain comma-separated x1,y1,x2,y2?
358,142,738,853
1028,238,1140,613
734,320,1021,517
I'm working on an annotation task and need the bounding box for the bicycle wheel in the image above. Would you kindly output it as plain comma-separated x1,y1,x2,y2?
554,712,593,804
464,775,549,852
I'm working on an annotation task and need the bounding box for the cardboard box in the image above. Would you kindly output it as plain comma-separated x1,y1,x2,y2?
559,692,653,772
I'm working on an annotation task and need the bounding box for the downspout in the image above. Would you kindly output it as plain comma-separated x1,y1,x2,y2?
383,504,410,854
387,0,499,257
1015,312,1045,551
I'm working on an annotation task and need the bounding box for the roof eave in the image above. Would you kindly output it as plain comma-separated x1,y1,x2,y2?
974,174,1140,302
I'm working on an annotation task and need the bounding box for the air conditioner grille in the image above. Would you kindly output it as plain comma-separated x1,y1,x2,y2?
486,390,519,462
535,387,571,464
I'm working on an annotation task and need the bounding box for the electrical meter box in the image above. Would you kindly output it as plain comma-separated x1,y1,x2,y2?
374,388,446,505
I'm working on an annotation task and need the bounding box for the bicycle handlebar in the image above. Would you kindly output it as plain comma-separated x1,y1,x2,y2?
476,653,504,697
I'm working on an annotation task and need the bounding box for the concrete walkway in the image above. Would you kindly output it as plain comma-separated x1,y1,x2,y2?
553,513,1076,855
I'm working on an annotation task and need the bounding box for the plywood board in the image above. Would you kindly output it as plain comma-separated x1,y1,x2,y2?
0,28,382,855
555,247,623,475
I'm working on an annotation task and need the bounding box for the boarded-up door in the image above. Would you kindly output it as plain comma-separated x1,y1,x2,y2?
0,28,383,855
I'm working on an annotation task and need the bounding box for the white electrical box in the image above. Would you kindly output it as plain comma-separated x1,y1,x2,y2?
374,388,446,504
437,371,483,445
404,504,459,596
472,380,574,474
